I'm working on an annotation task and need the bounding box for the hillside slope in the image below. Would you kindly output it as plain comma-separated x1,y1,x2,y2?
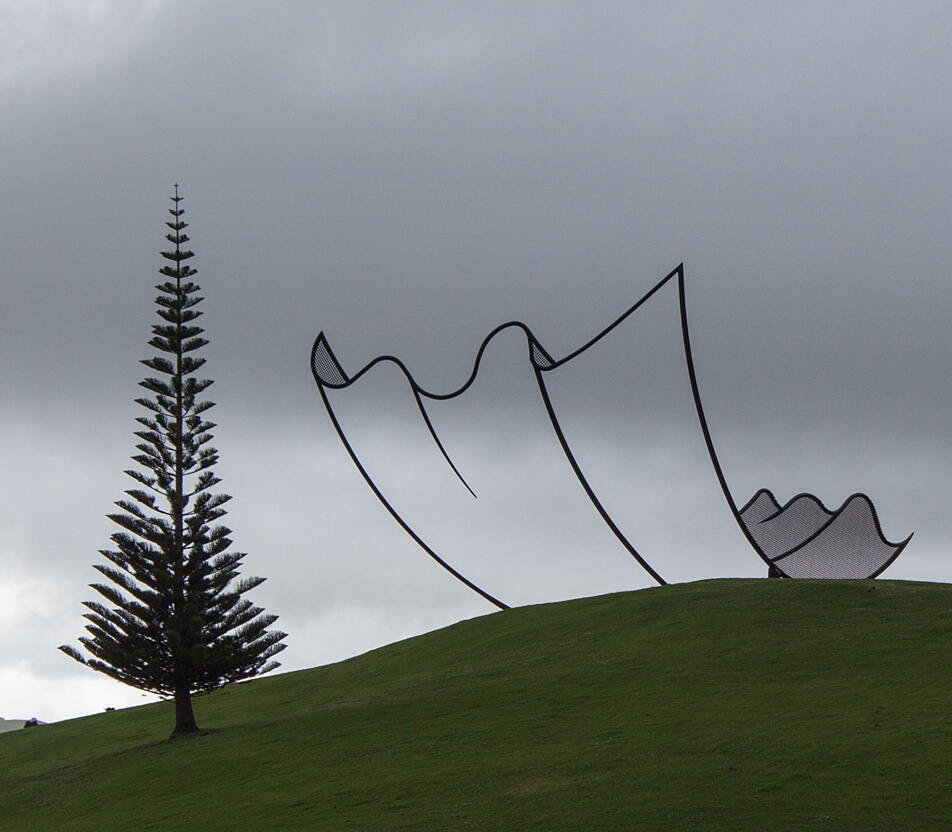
2,579,950,831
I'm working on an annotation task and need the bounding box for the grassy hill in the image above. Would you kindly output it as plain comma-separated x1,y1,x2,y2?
2,579,950,831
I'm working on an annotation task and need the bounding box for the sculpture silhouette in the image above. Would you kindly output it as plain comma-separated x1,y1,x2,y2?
312,264,911,608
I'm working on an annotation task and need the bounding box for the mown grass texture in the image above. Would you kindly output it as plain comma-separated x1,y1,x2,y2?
2,579,950,831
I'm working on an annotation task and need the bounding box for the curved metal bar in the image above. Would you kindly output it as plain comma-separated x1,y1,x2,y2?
757,491,831,524
336,320,536,400
534,366,667,585
313,334,476,497
768,493,909,563
320,263,683,400
867,533,913,578
675,266,784,575
552,265,682,367
314,380,509,611
738,487,779,515
315,263,911,590
676,271,911,579
784,492,908,550
311,269,685,597
410,386,477,499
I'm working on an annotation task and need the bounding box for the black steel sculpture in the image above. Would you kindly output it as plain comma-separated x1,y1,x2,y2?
737,489,910,579
674,271,912,580
311,264,911,607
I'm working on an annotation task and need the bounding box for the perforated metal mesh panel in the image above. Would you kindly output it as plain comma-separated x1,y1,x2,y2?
743,495,831,560
530,339,554,369
312,264,911,593
774,525,897,579
312,338,348,386
740,490,903,579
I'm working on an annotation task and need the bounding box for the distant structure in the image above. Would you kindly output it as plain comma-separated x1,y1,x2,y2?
312,264,911,604
0,718,45,734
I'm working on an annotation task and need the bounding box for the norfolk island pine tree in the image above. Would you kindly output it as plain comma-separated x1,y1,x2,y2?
61,186,287,737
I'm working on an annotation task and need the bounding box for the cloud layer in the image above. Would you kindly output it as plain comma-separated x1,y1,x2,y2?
1,2,949,722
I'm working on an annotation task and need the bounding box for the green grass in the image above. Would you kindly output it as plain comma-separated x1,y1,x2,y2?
2,579,951,830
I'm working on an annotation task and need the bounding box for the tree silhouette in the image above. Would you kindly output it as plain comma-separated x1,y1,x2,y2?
61,186,286,736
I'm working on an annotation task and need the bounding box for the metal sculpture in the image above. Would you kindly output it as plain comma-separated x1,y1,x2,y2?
311,264,911,607
737,489,910,579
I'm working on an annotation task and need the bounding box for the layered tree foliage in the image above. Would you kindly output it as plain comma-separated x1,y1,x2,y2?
61,187,286,736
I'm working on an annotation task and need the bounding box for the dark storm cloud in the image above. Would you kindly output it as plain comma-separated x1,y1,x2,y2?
1,1,949,720
4,2,949,412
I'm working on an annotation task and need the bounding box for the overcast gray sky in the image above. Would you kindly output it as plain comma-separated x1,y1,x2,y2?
1,1,949,722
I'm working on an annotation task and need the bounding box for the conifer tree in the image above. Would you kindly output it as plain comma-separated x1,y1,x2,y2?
61,186,286,736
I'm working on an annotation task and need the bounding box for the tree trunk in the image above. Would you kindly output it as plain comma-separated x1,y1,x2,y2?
172,685,198,737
